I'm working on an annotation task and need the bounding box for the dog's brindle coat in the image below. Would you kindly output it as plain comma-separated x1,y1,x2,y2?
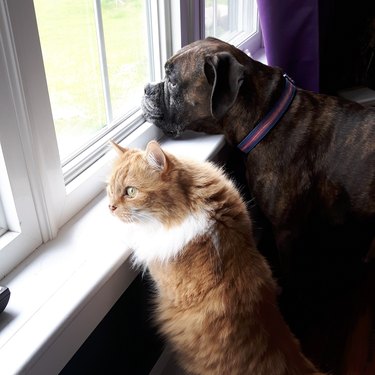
142,37,375,272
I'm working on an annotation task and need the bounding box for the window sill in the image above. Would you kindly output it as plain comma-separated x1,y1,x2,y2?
0,129,225,375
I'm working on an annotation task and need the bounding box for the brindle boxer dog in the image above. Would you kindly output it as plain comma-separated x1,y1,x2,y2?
141,37,375,275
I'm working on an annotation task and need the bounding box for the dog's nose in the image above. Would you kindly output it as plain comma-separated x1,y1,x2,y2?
144,82,159,96
144,84,151,95
144,83,156,96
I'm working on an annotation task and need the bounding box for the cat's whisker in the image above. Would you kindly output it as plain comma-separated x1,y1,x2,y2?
131,210,160,225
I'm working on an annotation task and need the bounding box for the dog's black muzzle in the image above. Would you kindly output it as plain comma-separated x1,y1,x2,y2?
141,81,186,138
141,82,165,122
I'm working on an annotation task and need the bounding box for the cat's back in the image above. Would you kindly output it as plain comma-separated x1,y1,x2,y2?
149,158,282,375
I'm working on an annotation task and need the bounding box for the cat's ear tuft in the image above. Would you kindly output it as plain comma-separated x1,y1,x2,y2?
110,140,127,155
145,141,167,172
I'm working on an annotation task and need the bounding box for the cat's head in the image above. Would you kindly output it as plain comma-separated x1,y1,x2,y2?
107,140,192,227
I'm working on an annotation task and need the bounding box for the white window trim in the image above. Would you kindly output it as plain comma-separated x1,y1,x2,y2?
0,0,264,372
0,0,45,278
1,0,65,238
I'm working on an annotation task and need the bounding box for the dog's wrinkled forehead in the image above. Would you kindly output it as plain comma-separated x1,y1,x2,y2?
164,37,232,79
165,51,203,81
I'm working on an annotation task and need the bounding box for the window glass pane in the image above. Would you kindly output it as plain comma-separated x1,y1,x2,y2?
34,0,150,162
102,0,149,120
34,0,105,160
205,0,257,41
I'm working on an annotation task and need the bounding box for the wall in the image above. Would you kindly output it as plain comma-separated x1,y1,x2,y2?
60,273,163,375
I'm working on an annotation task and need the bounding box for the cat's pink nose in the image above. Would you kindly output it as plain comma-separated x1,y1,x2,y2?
109,204,117,212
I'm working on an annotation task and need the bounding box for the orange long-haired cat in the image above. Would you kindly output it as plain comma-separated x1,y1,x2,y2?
107,140,324,375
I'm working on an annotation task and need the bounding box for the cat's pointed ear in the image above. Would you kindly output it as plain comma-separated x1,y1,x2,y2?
110,140,127,155
145,141,167,172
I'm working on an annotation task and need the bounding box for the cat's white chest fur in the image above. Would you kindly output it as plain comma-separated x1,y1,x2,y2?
121,211,213,266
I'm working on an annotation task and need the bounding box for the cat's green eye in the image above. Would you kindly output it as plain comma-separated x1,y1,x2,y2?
125,186,138,198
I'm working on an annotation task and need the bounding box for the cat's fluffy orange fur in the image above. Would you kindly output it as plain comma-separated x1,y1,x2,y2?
107,140,324,375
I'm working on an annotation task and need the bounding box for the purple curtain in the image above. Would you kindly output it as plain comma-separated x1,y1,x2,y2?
257,0,320,92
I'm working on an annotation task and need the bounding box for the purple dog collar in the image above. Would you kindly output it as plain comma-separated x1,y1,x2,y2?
237,74,296,154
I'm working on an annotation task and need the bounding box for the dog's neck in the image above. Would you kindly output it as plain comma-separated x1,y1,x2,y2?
237,74,296,153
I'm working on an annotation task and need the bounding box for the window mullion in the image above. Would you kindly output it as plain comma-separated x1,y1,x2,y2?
145,0,157,81
229,0,237,33
146,0,164,81
93,0,113,125
213,1,217,36
155,0,173,74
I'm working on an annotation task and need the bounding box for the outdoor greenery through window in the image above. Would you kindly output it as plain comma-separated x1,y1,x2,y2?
34,0,150,162
33,0,257,167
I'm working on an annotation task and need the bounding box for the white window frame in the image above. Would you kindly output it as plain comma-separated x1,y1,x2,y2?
0,0,262,279
0,174,8,237
0,1,44,279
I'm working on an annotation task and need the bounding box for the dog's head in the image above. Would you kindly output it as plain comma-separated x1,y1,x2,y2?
141,37,246,137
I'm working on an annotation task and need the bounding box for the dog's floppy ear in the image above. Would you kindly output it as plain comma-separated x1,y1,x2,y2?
204,52,244,119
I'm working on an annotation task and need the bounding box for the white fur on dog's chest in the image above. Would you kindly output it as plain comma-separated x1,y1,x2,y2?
122,211,213,266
